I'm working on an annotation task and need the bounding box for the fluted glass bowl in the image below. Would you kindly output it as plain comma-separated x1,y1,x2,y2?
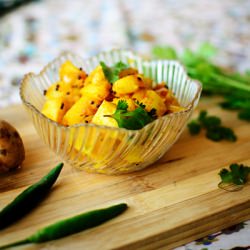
20,50,202,175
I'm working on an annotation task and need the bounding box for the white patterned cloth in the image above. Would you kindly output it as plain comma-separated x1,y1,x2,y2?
0,1,249,249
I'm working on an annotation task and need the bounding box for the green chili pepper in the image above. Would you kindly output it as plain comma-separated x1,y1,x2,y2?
0,163,64,230
0,203,128,249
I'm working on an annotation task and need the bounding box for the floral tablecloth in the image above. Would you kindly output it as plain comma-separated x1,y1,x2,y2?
0,0,249,249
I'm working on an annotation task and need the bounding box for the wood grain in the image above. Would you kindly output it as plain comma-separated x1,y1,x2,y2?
0,98,249,249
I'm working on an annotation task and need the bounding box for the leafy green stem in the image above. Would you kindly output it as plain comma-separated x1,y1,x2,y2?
211,73,250,92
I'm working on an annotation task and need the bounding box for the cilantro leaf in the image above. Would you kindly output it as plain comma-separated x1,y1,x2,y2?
205,126,236,142
187,120,201,135
219,163,250,186
187,110,237,142
199,113,221,129
116,99,128,110
219,127,237,142
100,61,129,84
100,61,113,83
111,100,157,130
219,168,233,183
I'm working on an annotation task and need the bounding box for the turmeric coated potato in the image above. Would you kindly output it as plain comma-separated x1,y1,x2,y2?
132,89,167,116
41,60,183,130
112,75,142,95
59,61,87,85
0,120,25,172
92,100,118,128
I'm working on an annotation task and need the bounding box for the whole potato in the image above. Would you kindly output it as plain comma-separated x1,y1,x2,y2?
0,120,25,172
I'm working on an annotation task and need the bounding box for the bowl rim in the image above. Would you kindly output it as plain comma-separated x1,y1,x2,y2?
20,49,202,133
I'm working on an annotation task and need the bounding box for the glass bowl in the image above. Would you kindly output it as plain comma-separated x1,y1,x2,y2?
20,49,202,175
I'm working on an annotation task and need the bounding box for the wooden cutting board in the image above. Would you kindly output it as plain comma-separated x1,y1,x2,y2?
0,98,250,250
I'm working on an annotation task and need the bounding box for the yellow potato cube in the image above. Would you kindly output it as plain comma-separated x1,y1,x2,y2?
132,89,147,100
133,90,167,117
124,147,143,163
92,100,118,128
165,89,180,106
73,129,120,164
69,127,91,152
118,68,138,78
79,66,111,101
62,96,98,126
84,66,108,86
45,81,81,108
59,60,87,86
41,97,69,123
112,75,142,95
80,83,110,101
45,82,68,99
138,74,152,88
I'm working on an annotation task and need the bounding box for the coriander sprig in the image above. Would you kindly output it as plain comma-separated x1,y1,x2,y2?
110,100,157,130
187,110,237,142
100,61,129,84
152,43,250,122
218,163,250,191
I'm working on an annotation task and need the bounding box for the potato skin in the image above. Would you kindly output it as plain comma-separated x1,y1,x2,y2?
0,120,25,172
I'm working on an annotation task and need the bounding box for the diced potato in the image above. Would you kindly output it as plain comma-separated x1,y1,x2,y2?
132,89,147,100
79,66,111,100
92,100,118,128
59,61,87,86
137,74,153,88
70,127,93,151
80,83,110,101
45,81,80,106
154,82,166,90
42,97,69,123
84,66,108,86
86,135,121,164
124,147,143,163
62,96,99,126
73,129,120,164
119,68,138,78
113,75,143,95
154,85,168,100
165,89,180,106
65,88,81,105
113,97,136,111
45,82,68,99
133,90,167,116
154,85,180,108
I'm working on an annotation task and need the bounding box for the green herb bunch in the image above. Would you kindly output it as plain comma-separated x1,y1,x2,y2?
188,110,237,142
152,43,250,121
